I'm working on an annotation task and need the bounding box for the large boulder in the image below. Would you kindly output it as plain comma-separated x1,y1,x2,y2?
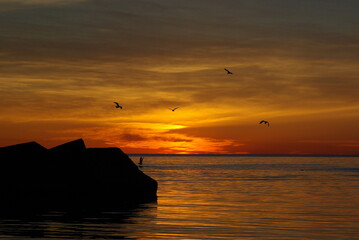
0,139,157,211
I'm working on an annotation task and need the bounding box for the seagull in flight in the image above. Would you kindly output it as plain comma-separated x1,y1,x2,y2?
114,102,123,109
259,120,269,127
224,68,233,74
169,107,179,112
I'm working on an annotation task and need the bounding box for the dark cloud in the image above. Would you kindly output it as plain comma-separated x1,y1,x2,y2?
153,136,192,143
121,133,147,142
119,133,192,143
1,0,358,64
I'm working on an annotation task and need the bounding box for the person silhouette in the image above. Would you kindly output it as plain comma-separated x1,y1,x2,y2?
139,156,144,165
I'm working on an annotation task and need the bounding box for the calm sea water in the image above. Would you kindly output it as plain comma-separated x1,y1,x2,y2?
0,155,359,239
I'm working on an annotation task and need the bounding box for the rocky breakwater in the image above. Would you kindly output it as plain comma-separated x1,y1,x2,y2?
0,139,157,210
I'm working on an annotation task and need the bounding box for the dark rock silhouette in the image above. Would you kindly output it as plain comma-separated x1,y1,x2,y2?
0,139,157,211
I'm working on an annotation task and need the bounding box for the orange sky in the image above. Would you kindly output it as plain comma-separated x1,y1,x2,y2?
1,0,359,154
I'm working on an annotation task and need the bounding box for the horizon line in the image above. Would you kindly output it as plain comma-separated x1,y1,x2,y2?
128,153,359,157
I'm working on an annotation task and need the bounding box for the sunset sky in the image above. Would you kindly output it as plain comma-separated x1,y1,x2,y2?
1,0,359,154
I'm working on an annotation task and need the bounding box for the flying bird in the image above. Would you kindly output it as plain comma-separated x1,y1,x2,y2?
114,102,123,109
259,120,269,127
224,68,233,74
169,107,179,112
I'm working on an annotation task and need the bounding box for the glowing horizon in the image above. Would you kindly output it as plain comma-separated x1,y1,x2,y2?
1,0,359,155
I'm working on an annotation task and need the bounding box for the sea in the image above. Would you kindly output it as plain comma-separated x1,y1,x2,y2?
0,155,359,240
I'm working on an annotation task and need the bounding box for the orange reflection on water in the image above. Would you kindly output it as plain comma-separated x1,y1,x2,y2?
144,156,359,239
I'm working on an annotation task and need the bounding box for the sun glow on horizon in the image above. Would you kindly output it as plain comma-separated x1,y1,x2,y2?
1,1,359,154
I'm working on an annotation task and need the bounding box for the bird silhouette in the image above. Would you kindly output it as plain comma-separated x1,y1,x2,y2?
259,120,269,127
114,102,123,109
169,107,179,112
224,68,233,74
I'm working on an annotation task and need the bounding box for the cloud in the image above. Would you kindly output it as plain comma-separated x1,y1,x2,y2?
0,0,88,12
121,133,147,142
1,0,359,154
153,136,192,143
0,0,87,5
